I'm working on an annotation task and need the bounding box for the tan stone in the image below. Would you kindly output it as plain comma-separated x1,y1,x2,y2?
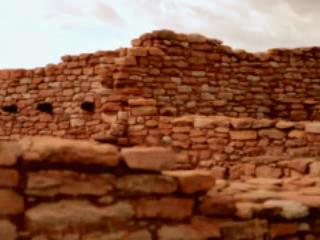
136,197,193,220
158,225,204,240
194,116,230,128
122,147,176,170
276,120,295,129
26,170,115,197
26,200,134,231
0,142,21,166
230,118,253,129
230,130,257,140
128,98,156,106
199,194,235,217
163,170,215,193
127,47,148,57
0,190,24,216
20,136,119,166
116,174,177,194
255,165,282,178
258,129,286,139
0,219,17,240
0,169,19,187
305,122,320,134
131,106,157,116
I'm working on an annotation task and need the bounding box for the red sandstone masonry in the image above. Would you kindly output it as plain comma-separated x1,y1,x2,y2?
1,137,320,239
1,30,320,140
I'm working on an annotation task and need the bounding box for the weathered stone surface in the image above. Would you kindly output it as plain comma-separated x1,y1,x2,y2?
122,147,176,170
0,142,21,166
194,116,229,128
230,118,253,129
135,197,193,220
263,200,309,219
305,122,320,133
0,190,24,215
27,170,115,197
20,136,120,166
230,130,257,140
83,230,152,240
0,219,17,240
26,200,134,231
258,129,286,139
0,169,19,187
163,170,215,193
255,166,282,178
131,106,157,116
158,225,204,240
128,98,156,106
199,194,235,217
116,174,177,194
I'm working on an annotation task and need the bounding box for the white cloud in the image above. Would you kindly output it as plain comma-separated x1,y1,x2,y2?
0,0,320,68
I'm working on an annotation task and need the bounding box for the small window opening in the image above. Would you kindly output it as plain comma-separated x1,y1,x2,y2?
2,104,18,113
81,101,95,112
37,103,53,113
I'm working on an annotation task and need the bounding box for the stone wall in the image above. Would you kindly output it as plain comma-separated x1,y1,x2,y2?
1,137,320,240
123,115,320,179
2,30,320,139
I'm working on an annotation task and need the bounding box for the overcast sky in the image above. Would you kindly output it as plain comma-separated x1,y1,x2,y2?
0,0,319,68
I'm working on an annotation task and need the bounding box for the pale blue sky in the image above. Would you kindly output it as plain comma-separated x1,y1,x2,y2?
0,0,319,68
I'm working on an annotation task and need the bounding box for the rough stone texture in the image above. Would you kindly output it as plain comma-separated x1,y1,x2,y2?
0,219,17,240
135,197,194,220
163,170,215,193
20,136,120,166
0,169,19,187
26,170,115,196
0,189,24,215
121,147,176,170
116,174,177,194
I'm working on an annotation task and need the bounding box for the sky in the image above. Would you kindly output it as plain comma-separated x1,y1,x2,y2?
0,0,319,68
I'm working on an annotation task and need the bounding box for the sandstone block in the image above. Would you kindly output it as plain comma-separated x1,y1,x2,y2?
0,219,17,240
122,147,176,170
0,142,21,166
136,197,193,220
0,169,19,187
26,200,134,232
230,118,253,129
305,122,320,134
258,129,286,139
116,174,177,194
127,47,148,57
194,116,230,128
128,98,156,106
0,190,24,216
131,106,157,116
158,225,204,240
163,170,215,193
20,136,120,166
199,194,235,217
230,130,257,140
255,165,282,178
27,170,115,197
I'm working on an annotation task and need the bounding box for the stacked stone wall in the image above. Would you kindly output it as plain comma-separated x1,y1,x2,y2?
2,137,320,240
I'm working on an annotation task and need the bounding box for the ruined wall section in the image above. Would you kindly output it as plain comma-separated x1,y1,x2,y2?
2,137,320,240
0,50,119,140
1,30,320,140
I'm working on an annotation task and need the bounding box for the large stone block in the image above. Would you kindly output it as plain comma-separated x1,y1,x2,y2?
0,190,24,216
20,136,120,166
135,197,193,220
116,174,177,194
230,130,257,140
163,170,215,193
0,169,19,187
0,219,17,240
27,170,115,197
121,147,176,170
